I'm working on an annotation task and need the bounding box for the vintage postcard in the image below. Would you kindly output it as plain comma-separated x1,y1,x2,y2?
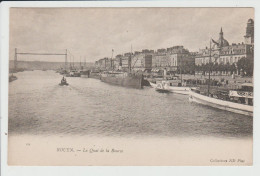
4,6,254,166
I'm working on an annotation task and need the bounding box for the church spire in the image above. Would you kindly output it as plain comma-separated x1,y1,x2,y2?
219,27,223,40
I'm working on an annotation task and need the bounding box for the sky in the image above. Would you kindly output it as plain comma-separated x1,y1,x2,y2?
9,8,254,62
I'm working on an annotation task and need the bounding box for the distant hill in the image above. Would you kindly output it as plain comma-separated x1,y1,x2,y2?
9,60,95,70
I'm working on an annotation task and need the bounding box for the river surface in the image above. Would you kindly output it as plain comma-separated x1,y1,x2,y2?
8,70,252,138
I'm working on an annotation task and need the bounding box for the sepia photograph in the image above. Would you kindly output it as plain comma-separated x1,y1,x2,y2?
6,7,254,166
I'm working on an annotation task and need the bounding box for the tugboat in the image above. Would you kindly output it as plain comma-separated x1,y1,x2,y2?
59,76,69,86
149,81,171,93
150,80,195,95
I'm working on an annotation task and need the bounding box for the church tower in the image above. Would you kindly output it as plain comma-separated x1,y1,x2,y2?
218,27,229,48
244,19,254,45
219,27,223,40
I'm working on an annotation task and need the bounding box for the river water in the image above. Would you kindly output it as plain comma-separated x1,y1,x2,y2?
7,70,253,165
8,70,252,138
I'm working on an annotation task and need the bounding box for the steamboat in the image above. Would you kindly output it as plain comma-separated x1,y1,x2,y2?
189,83,253,116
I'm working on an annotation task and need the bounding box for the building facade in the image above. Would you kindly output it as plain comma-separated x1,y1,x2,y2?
152,46,194,73
131,53,153,71
195,19,254,75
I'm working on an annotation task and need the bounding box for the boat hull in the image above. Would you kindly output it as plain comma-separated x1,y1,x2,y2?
89,73,101,79
101,74,143,89
80,75,89,78
149,81,194,95
168,87,192,95
59,83,69,86
149,82,157,88
156,89,171,93
189,90,253,116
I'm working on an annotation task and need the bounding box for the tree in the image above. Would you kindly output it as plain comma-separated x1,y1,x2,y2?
183,62,195,74
201,63,206,75
230,63,236,74
212,62,219,72
225,62,230,74
218,63,225,72
237,57,254,76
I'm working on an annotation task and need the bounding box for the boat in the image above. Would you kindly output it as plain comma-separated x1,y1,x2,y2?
101,71,145,89
155,82,172,93
67,70,81,77
189,83,253,116
59,82,69,86
149,61,196,94
149,81,170,92
100,46,149,89
229,83,253,105
189,39,253,116
149,81,157,88
59,77,69,86
80,70,90,78
89,70,101,79
168,86,193,95
149,80,195,95
165,80,196,95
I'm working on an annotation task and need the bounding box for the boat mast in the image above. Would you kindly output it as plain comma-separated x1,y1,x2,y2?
84,57,86,68
129,45,132,73
69,55,71,70
111,49,114,70
65,49,67,72
73,56,75,69
14,48,17,73
180,54,182,86
80,56,82,69
208,39,212,96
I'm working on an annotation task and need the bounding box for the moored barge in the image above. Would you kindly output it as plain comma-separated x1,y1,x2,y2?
101,72,147,89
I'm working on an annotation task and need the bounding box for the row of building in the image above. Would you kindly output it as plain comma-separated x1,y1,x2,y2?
95,45,195,73
95,19,254,74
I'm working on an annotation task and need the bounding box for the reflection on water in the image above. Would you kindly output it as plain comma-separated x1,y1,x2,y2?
8,70,253,138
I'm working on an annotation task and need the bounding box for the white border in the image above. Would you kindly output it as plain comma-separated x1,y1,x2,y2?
1,1,260,176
